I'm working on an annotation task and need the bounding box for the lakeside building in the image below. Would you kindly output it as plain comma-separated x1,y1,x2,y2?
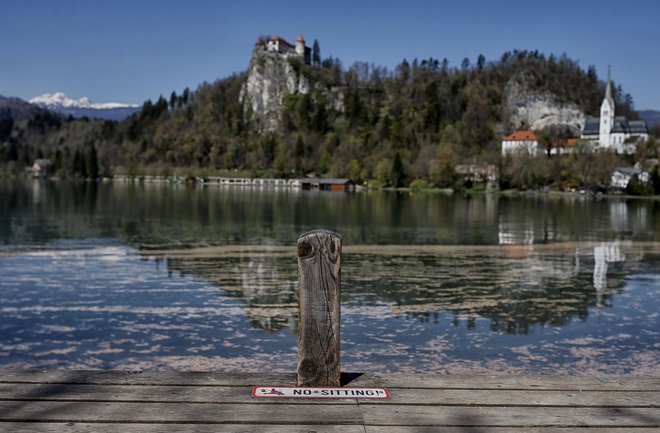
581,74,649,154
255,35,311,65
454,164,499,184
610,165,651,190
300,178,354,192
30,159,52,177
501,130,540,156
549,138,579,155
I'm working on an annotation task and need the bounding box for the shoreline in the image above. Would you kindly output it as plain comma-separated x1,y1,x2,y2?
3,175,660,200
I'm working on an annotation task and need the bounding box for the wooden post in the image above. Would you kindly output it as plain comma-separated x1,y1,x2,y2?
296,229,342,387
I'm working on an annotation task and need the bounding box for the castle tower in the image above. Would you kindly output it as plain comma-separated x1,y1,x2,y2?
599,68,615,148
295,35,305,57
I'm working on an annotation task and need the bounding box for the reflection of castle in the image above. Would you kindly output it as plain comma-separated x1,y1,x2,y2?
154,253,298,333
240,256,297,333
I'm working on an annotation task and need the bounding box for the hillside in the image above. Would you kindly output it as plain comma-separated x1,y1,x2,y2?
0,48,648,187
0,95,46,120
639,109,660,127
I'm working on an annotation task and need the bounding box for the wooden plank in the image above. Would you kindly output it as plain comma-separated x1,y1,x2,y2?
377,388,659,407
0,423,366,433
0,383,355,405
296,229,342,387
0,401,363,424
348,372,660,391
2,424,658,433
2,370,658,391
360,405,660,427
0,370,296,386
1,383,656,408
367,428,660,433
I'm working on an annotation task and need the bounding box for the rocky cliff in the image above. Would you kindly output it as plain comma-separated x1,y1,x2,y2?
240,47,311,132
504,79,585,134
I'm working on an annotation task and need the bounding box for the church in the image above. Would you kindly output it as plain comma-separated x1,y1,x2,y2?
581,74,648,154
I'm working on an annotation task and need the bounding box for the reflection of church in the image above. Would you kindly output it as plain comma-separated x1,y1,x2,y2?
592,241,626,293
498,220,643,308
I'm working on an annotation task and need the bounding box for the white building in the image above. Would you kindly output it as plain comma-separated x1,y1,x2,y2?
610,165,651,190
501,130,540,156
581,74,649,154
257,35,311,64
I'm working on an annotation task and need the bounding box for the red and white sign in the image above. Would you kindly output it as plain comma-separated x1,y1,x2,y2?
252,386,390,399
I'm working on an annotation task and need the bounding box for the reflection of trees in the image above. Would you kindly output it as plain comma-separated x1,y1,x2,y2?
342,246,641,335
3,181,657,249
1,181,654,335
163,255,298,333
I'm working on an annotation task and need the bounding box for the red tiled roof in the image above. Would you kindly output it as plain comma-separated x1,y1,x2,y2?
550,137,580,148
503,130,538,141
270,36,294,47
296,35,305,42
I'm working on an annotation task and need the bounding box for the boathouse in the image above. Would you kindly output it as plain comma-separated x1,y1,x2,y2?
300,178,354,192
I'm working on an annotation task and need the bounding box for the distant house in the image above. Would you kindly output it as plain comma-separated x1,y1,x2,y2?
501,130,540,156
454,164,499,183
549,138,580,156
610,165,650,189
581,73,649,154
300,178,354,192
31,159,53,177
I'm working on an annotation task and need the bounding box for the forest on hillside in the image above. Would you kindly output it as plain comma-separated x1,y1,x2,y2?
2,49,659,192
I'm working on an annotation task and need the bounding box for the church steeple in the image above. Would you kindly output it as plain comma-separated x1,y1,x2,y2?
599,66,615,148
604,66,614,108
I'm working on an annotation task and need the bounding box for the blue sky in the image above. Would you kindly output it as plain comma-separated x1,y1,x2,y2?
2,0,659,110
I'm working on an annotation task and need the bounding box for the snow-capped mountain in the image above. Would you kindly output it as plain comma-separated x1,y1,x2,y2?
29,92,140,121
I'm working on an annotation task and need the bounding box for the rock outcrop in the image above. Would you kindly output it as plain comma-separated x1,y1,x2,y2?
504,79,585,135
240,47,310,132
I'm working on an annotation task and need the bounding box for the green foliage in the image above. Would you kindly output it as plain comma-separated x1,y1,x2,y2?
391,152,405,187
375,158,392,186
1,49,643,190
626,176,654,196
409,178,433,190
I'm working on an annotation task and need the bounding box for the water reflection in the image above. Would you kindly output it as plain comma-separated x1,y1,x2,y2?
150,239,653,338
3,180,660,248
1,180,659,374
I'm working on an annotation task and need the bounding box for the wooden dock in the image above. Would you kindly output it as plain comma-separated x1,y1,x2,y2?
0,370,658,432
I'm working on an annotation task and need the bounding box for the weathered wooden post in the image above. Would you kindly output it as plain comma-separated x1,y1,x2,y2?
296,229,342,387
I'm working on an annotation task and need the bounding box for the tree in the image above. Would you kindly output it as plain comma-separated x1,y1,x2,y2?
348,159,361,183
273,142,287,176
390,152,405,187
86,144,99,179
375,158,392,186
312,39,321,66
476,54,486,71
317,151,331,174
73,149,86,178
429,144,458,187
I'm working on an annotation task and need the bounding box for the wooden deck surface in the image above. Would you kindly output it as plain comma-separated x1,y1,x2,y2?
0,370,658,432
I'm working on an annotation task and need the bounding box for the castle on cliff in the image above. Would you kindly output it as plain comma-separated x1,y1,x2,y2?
255,35,311,65
581,73,648,154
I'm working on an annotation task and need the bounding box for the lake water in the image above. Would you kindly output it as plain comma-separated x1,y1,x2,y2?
1,180,659,375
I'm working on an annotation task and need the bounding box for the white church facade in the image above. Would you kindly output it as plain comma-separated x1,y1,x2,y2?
581,75,648,154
